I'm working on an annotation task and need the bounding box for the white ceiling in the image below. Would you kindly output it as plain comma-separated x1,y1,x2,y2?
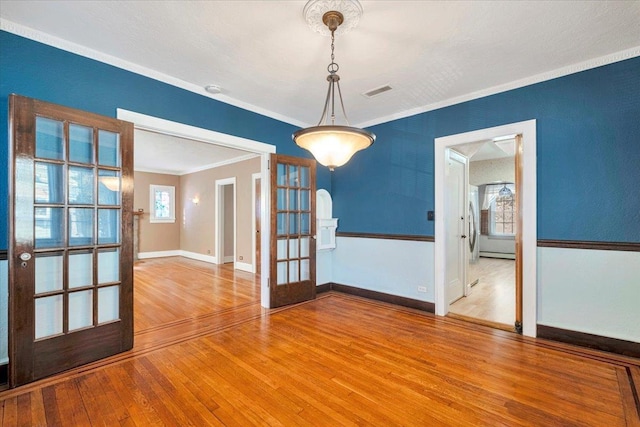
134,130,256,175
2,1,639,171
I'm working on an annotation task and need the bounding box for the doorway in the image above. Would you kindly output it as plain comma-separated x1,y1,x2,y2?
447,139,517,330
434,120,537,337
116,109,274,308
216,179,236,266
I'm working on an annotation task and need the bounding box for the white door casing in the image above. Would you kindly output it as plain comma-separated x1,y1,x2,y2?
115,109,275,308
434,120,537,337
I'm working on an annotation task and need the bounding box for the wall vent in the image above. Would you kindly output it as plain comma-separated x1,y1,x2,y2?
362,85,393,98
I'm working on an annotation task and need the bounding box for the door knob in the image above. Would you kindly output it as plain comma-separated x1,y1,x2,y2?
461,235,467,239
19,253,32,261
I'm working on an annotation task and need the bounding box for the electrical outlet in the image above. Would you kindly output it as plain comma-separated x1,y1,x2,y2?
417,286,427,293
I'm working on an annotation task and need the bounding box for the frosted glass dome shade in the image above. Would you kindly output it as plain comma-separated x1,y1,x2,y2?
293,125,375,170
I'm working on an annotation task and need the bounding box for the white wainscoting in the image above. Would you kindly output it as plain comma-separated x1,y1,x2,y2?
537,247,640,343
317,249,333,286
332,237,434,301
0,259,8,364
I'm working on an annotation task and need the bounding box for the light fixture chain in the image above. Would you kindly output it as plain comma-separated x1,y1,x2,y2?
331,30,335,63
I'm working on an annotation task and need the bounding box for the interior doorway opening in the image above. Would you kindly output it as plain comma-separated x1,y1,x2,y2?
116,109,275,309
216,179,236,266
446,138,518,331
434,120,537,338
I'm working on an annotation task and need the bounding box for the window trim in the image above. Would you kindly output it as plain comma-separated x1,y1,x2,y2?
149,184,176,223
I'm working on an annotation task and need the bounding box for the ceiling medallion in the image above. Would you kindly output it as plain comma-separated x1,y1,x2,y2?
303,0,364,36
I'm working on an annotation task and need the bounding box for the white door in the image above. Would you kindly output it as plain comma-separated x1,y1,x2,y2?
444,150,467,304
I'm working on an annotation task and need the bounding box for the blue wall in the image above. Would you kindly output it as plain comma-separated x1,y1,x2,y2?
2,31,640,247
333,56,640,243
0,31,331,249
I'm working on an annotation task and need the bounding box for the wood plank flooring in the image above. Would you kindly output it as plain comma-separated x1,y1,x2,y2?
1,257,639,426
449,257,516,326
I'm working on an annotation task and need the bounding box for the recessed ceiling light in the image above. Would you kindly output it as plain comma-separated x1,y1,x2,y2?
205,84,222,94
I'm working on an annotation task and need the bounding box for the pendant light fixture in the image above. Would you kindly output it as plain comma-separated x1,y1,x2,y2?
499,183,513,197
293,1,375,171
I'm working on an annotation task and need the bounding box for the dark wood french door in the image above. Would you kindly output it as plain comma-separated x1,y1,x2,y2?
9,95,134,386
270,154,316,308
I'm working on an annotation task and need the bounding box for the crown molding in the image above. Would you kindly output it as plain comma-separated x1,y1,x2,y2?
2,18,637,131
356,46,640,129
0,18,306,128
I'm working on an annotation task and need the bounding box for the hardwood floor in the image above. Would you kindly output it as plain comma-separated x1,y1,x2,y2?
1,257,639,426
449,257,516,327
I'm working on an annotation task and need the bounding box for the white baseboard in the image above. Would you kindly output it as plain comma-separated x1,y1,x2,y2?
235,261,254,273
180,250,218,264
223,256,235,263
138,250,181,259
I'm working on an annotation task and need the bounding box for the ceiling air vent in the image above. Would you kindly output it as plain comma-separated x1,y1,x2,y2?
362,85,392,98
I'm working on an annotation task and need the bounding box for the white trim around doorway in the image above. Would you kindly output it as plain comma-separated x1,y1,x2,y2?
434,120,537,337
115,109,275,309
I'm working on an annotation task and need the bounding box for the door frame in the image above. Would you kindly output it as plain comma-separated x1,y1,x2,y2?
434,119,537,337
116,109,275,308
215,178,236,266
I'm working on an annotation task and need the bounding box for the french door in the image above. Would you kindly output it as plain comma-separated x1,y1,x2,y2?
9,95,134,386
270,154,316,308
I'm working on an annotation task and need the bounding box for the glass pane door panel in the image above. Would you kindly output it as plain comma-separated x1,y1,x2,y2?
35,117,64,160
98,286,120,323
98,170,120,205
277,213,286,235
98,209,120,244
300,189,310,210
288,165,299,186
277,262,287,285
35,295,63,339
68,166,94,204
289,260,299,282
69,207,94,246
68,290,93,331
300,166,310,188
301,213,310,234
289,238,299,258
288,189,298,210
277,239,287,260
35,254,63,294
301,259,310,281
277,163,287,186
277,189,286,210
35,163,64,204
300,237,310,258
68,251,93,289
35,207,64,248
98,130,120,167
69,124,93,164
98,249,120,284
289,213,298,234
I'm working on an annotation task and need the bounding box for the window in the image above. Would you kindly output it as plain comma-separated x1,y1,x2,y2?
490,193,516,236
482,183,516,237
149,185,175,223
